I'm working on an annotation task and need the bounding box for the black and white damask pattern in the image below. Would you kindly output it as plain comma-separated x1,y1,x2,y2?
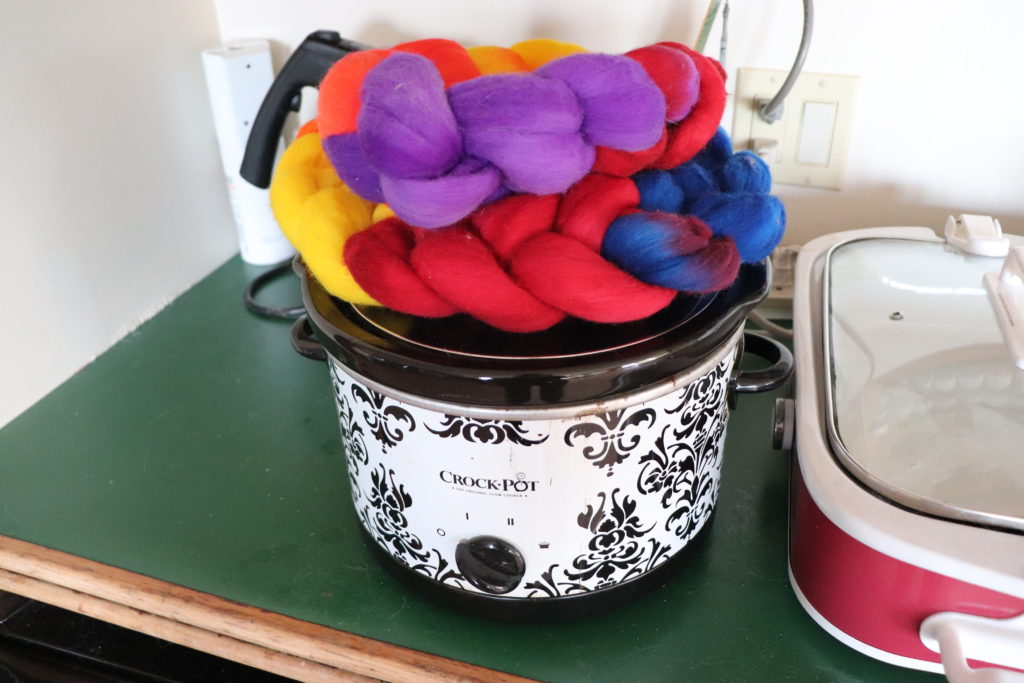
525,356,733,594
359,464,424,561
332,347,736,599
638,358,731,542
638,416,726,541
358,463,468,589
426,416,548,446
329,365,369,500
349,384,416,452
524,488,672,597
562,408,657,475
666,361,729,442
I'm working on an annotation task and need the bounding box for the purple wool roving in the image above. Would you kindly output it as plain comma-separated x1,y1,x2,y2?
535,53,666,150
447,73,595,195
357,53,463,180
380,158,503,230
321,133,385,203
325,48,674,228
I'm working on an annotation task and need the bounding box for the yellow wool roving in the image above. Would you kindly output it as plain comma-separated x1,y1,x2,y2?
269,131,378,305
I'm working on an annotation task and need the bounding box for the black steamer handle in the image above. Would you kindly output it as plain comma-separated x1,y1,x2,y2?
239,30,367,188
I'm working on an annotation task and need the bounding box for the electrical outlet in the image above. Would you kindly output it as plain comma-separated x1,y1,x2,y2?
768,244,800,299
732,69,858,190
755,244,801,320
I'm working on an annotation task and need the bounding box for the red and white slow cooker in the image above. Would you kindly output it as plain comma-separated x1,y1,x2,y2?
784,216,1024,680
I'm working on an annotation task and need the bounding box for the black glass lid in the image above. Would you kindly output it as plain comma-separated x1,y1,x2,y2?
352,291,716,360
298,260,770,407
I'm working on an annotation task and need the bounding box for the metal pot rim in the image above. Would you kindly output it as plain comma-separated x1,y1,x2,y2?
298,259,770,408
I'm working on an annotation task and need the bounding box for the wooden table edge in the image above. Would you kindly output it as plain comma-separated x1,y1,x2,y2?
0,534,534,683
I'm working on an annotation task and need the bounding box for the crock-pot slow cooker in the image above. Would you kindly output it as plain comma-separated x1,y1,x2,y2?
782,217,1024,679
291,259,792,619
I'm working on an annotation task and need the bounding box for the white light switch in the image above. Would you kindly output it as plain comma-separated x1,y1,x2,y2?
797,101,836,165
732,69,858,190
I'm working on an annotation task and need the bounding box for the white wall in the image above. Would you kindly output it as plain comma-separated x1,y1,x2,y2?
0,1,237,427
719,0,1024,244
215,0,1024,245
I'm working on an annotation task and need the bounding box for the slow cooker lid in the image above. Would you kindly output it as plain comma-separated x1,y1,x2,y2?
300,260,770,408
824,236,1024,533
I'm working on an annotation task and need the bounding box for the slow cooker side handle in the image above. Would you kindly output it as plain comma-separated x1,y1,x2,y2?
728,331,794,407
920,611,1024,682
290,315,328,362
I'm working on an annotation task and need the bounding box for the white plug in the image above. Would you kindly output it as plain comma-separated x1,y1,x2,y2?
750,138,780,165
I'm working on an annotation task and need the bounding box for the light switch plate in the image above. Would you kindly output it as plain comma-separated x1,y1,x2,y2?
732,68,859,190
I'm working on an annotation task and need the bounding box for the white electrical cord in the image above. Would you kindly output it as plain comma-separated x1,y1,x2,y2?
748,310,794,340
695,0,724,53
719,0,730,66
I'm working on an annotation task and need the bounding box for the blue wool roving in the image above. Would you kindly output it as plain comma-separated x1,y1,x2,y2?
669,163,717,208
634,170,684,213
602,212,684,279
685,128,772,195
612,127,785,289
690,127,733,170
689,193,786,262
602,211,729,291
718,150,772,193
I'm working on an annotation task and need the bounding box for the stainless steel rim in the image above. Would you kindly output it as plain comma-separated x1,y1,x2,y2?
329,325,743,422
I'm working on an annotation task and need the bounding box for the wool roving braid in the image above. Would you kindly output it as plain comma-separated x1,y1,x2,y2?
316,39,722,229
343,198,680,333
340,129,782,332
269,120,783,330
341,174,758,332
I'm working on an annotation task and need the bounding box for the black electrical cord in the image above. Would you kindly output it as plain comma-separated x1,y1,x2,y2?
243,259,305,320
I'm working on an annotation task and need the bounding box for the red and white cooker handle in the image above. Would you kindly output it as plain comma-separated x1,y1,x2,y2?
920,612,1024,682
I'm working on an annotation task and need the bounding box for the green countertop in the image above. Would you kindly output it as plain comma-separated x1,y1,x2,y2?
0,257,939,682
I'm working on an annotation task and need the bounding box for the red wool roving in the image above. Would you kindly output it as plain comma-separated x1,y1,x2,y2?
509,232,676,323
344,218,458,318
410,226,566,332
555,173,640,251
471,194,561,263
592,129,668,177
625,44,700,122
652,43,728,169
392,38,481,86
